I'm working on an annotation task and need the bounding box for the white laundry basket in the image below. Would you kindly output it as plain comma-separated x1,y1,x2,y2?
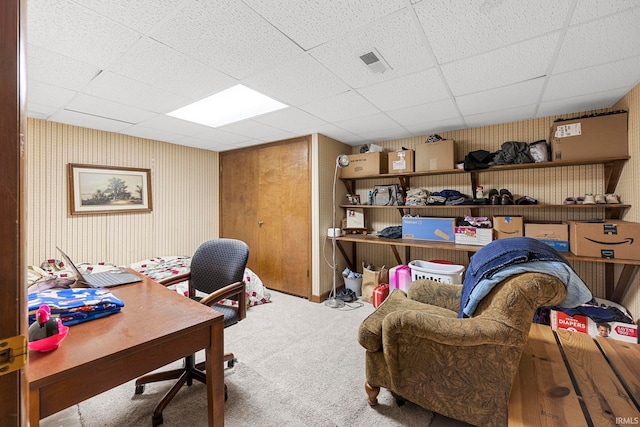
408,260,465,284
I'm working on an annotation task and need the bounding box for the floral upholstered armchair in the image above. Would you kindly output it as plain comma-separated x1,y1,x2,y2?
357,272,567,427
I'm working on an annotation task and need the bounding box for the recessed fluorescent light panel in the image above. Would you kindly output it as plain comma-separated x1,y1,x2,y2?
167,84,288,127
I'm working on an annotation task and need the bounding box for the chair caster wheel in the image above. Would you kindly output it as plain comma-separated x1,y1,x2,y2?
395,397,406,406
135,384,145,395
152,413,163,426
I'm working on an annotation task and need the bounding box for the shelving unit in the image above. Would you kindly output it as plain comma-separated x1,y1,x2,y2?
334,156,637,303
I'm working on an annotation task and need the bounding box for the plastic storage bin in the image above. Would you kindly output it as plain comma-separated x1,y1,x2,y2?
408,260,465,284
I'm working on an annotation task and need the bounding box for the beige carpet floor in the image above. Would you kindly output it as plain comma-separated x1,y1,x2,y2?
42,289,437,426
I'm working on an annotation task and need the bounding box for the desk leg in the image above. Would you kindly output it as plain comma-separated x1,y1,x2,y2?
206,320,224,427
29,388,40,427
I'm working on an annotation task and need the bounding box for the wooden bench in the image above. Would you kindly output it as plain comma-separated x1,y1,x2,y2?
509,323,640,426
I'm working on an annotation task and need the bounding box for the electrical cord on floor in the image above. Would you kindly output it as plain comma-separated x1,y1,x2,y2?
340,300,364,310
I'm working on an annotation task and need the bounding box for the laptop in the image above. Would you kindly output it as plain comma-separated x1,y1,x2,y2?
56,246,143,288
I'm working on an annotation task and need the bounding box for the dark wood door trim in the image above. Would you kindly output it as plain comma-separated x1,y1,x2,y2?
0,0,27,425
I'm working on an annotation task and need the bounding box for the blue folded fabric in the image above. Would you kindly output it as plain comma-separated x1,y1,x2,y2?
459,237,592,318
28,288,125,326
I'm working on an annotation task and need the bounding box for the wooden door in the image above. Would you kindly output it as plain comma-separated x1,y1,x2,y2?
0,0,27,425
220,137,311,297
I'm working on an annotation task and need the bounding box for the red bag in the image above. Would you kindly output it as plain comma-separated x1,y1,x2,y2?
372,283,390,308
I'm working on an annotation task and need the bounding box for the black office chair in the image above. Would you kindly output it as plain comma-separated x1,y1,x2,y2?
134,238,249,426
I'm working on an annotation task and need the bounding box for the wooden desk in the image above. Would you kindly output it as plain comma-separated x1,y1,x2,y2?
27,271,225,426
509,323,640,426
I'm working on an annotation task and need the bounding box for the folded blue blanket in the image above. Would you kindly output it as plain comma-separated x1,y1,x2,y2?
460,237,592,318
28,288,125,326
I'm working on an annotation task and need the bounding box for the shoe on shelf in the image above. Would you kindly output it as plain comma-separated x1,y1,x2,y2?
583,194,596,205
595,194,606,204
605,193,620,204
563,197,576,204
576,196,585,204
499,189,513,205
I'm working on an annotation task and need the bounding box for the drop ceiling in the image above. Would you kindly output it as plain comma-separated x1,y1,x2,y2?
26,0,640,152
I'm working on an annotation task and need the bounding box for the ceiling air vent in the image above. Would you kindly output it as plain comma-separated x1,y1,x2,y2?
359,49,391,74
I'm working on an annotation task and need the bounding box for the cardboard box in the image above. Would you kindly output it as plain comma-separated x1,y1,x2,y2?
454,227,493,246
340,152,388,178
415,140,456,171
525,223,569,251
493,216,524,239
345,208,365,229
402,217,456,241
550,298,637,344
388,149,414,173
568,220,640,261
549,111,628,161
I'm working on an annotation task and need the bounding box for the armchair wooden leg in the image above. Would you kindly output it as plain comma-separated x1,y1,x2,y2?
365,381,380,406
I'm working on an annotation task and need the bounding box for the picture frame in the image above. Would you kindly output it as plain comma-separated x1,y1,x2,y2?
68,163,152,215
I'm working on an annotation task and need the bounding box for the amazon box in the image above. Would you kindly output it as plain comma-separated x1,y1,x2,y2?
493,216,523,239
340,152,388,178
568,220,640,261
549,111,628,161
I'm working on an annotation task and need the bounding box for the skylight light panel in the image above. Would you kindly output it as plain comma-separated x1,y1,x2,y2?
167,85,287,127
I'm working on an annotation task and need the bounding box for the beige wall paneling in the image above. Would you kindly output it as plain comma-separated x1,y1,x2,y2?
314,134,351,299
26,118,218,267
614,83,640,319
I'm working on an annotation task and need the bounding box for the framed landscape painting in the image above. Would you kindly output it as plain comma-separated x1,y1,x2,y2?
68,164,153,215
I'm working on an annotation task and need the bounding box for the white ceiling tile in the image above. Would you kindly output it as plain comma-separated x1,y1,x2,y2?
169,136,223,151
27,45,101,91
537,89,628,118
49,109,133,133
570,1,640,25
242,0,405,50
253,108,328,132
310,8,436,88
334,113,401,135
457,79,546,116
74,0,182,34
387,99,459,127
415,0,571,64
84,71,190,113
358,69,450,111
300,91,380,123
405,117,466,136
357,127,414,143
242,54,350,106
464,105,538,129
554,8,640,74
150,0,303,79
120,124,185,143
218,120,294,141
193,128,253,146
442,33,559,96
65,94,156,124
108,37,237,100
27,80,77,109
27,0,141,69
544,56,640,102
27,102,60,119
136,114,214,136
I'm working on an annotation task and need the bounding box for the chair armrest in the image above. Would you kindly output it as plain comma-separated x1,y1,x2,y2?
157,272,191,287
199,281,247,321
408,279,462,312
